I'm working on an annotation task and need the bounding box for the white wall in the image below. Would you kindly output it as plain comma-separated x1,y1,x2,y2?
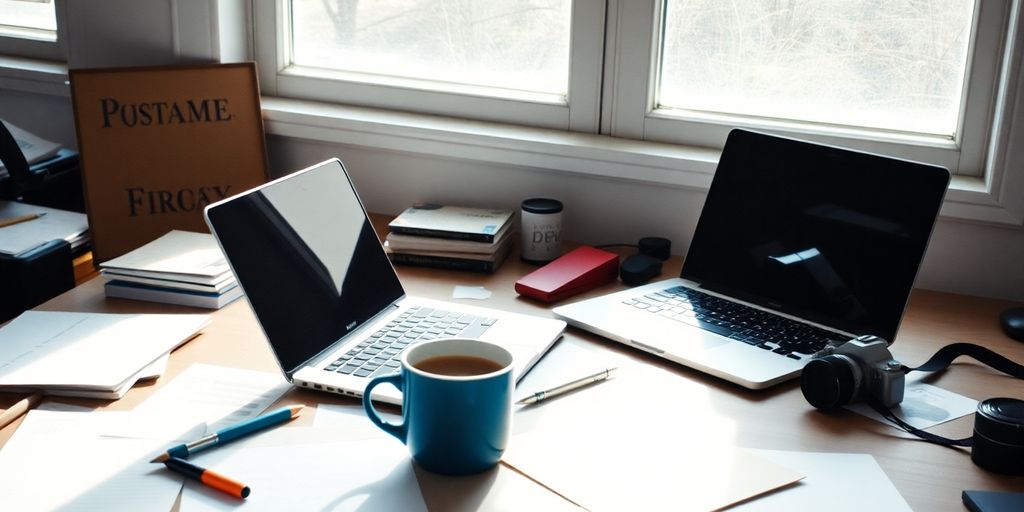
2,1,1022,302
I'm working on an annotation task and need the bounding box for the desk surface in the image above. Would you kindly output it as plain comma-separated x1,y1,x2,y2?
2,216,1023,510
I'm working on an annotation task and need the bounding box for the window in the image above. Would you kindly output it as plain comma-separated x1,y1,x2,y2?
609,0,1012,177
258,0,1016,177
0,0,63,61
291,1,571,98
256,0,604,130
659,1,973,139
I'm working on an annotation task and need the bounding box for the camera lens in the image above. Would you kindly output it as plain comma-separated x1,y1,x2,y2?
971,397,1024,474
801,355,859,410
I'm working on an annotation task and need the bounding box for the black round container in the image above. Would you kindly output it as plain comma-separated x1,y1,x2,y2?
971,397,1024,474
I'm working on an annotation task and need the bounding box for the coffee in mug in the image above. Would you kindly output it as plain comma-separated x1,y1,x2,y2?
414,355,506,376
362,338,514,475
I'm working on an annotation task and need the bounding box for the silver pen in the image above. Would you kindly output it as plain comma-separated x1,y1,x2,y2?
516,367,617,406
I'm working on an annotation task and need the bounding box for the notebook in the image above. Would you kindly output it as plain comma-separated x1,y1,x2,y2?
553,129,950,389
204,158,565,404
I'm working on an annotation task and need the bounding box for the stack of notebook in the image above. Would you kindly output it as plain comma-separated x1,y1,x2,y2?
100,230,242,309
384,204,515,273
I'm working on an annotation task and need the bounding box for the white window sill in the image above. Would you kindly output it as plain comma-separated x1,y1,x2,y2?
262,97,1024,228
0,56,68,96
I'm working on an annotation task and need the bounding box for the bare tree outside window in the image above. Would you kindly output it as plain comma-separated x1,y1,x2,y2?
659,0,975,138
292,0,572,96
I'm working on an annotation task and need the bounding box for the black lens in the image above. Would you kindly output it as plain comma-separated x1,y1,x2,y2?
801,355,858,410
971,397,1024,474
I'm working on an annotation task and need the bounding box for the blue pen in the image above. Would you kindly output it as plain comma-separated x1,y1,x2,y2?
150,405,303,463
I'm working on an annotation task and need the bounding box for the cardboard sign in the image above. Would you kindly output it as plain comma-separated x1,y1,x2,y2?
70,63,268,262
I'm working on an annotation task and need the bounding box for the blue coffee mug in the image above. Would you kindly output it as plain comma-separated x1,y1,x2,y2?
362,338,514,475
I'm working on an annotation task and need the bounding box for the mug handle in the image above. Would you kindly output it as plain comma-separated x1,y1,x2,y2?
362,372,407,443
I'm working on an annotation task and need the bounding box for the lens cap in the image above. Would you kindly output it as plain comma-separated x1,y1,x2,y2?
971,397,1024,474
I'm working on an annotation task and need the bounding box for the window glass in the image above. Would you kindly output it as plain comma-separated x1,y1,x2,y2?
290,0,572,97
0,0,56,40
659,0,975,138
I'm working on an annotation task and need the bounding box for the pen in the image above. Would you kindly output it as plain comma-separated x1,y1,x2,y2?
0,212,45,229
516,367,617,406
0,392,43,430
163,457,250,499
150,404,303,462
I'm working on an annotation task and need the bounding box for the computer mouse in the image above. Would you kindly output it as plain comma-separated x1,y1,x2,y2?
1000,307,1024,342
620,254,662,286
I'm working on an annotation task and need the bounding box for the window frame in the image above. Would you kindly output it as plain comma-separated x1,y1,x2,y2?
605,0,1012,179
253,0,606,132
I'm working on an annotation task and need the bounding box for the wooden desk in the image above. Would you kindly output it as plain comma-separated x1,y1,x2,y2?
2,223,1022,510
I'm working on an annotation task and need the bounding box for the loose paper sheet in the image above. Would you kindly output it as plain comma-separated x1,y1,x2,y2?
178,427,428,512
0,200,88,255
453,285,492,300
846,375,978,431
104,363,291,440
0,410,203,512
305,406,587,512
0,311,208,392
504,364,803,512
729,450,911,512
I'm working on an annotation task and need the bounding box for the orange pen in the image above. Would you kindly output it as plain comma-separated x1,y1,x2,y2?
163,457,251,499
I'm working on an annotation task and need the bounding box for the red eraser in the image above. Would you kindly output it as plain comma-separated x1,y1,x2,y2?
515,246,620,303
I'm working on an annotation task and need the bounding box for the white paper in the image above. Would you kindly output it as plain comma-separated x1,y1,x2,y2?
846,376,978,430
108,363,291,439
452,285,492,300
0,311,209,392
99,230,230,279
313,403,399,436
312,404,585,511
0,200,87,255
179,427,428,512
0,410,203,512
505,364,803,512
730,450,911,512
137,353,170,381
36,400,93,412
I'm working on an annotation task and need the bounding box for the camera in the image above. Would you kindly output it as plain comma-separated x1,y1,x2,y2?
800,335,905,410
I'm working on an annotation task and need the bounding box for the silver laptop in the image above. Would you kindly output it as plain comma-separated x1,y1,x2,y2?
205,158,565,404
554,129,949,389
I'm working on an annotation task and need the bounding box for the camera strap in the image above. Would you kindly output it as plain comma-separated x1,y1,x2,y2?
863,342,1024,448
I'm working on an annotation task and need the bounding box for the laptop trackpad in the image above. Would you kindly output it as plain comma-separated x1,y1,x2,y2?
632,324,729,354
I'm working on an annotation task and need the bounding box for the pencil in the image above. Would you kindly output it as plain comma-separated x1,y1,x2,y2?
163,457,250,499
0,393,43,430
0,212,45,229
150,404,303,462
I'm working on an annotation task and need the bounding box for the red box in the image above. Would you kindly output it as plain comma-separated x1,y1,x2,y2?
514,246,620,303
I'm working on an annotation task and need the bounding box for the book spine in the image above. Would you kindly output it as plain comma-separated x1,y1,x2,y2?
389,226,496,243
387,252,497,274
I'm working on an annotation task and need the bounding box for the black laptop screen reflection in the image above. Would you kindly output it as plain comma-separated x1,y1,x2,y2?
208,164,405,374
681,131,948,341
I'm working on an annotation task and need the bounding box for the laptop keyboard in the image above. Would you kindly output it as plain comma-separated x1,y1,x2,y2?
323,306,497,378
624,286,849,359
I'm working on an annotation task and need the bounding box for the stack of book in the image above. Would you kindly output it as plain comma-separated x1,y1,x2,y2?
384,204,515,273
100,230,242,309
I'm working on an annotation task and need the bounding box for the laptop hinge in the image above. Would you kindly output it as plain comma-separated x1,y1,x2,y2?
290,301,404,377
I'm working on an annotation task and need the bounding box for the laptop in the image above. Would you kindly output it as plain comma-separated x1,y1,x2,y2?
205,158,565,404
553,129,950,389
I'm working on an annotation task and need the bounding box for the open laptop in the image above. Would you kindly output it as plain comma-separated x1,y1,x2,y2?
553,129,950,389
205,158,565,404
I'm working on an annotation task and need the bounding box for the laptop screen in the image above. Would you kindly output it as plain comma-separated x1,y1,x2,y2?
206,159,405,374
681,129,949,341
